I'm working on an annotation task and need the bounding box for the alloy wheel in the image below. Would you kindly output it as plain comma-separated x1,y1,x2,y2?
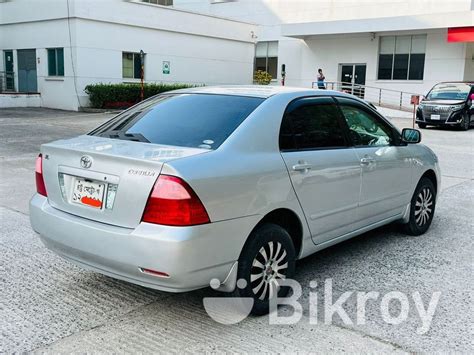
415,187,433,227
250,241,288,300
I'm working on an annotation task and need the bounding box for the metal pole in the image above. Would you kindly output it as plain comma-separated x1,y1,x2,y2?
399,92,403,110
140,50,145,102
378,88,382,106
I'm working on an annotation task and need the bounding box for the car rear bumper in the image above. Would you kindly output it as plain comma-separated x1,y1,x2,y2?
29,194,258,292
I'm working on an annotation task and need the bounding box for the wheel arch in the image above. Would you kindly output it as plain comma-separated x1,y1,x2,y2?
246,208,304,258
420,169,438,194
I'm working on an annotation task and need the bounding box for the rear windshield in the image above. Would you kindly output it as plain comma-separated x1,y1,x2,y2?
426,83,472,101
90,94,265,149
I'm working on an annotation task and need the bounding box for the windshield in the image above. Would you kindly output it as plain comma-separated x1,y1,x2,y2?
426,83,471,101
90,94,265,149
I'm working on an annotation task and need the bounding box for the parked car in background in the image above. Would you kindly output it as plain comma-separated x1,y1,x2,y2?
416,82,474,130
30,86,440,315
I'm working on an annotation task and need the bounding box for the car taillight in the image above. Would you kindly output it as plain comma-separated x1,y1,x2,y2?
142,175,210,226
35,154,47,197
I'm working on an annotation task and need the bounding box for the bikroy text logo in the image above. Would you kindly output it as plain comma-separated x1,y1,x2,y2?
203,278,441,334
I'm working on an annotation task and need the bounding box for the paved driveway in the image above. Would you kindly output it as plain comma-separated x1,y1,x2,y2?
0,108,472,353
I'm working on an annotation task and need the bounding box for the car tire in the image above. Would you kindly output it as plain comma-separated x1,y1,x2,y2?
402,177,436,236
233,223,296,316
417,122,427,129
460,113,470,131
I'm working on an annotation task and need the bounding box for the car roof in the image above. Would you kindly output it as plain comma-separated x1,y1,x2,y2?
169,85,331,99
435,81,474,86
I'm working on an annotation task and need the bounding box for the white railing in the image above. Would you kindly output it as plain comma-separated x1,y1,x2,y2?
312,81,422,112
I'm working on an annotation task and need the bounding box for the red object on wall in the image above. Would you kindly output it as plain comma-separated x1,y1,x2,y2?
447,27,474,42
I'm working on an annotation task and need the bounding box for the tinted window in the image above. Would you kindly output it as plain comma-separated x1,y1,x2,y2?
90,94,264,149
282,101,346,150
339,104,393,146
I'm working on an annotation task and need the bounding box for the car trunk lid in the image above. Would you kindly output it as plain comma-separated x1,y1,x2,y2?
40,135,209,228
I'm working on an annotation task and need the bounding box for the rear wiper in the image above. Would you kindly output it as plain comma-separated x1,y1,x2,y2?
101,132,150,143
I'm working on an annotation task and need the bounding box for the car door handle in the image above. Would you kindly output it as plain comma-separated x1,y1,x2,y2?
360,157,376,166
292,163,313,172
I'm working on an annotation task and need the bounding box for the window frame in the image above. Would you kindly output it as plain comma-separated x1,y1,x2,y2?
122,52,143,80
47,48,64,77
140,0,173,5
377,35,426,81
334,97,403,147
279,96,351,152
255,41,278,80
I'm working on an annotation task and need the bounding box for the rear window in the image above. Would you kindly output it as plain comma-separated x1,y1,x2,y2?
90,94,265,149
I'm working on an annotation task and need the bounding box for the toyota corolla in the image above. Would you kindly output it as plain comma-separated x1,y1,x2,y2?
30,86,440,314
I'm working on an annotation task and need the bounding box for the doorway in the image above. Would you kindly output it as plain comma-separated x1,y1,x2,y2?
3,50,15,91
339,64,366,98
17,49,37,93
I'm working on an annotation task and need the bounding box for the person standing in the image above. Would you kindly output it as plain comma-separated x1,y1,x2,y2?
317,68,326,89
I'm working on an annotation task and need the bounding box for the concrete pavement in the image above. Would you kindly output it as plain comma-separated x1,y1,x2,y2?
0,108,472,353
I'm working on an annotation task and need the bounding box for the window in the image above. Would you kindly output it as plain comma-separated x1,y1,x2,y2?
426,83,472,101
90,94,264,149
122,52,143,79
255,41,278,79
280,98,346,150
141,0,173,5
47,48,64,76
377,35,426,80
339,103,393,147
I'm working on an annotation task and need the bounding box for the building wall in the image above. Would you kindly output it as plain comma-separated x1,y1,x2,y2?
282,29,469,95
464,43,474,81
175,0,473,96
174,0,473,28
0,0,257,110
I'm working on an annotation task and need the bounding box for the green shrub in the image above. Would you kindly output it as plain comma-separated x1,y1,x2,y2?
253,70,273,85
84,83,198,108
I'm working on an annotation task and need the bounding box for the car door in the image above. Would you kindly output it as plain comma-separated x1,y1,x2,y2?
280,97,362,244
336,97,413,229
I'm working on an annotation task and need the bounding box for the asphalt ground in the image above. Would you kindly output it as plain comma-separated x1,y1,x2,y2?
0,107,472,353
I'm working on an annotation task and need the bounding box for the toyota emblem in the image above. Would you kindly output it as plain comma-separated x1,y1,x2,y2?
80,155,93,169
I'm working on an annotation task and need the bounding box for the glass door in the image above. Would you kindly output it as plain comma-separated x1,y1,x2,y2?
339,64,366,98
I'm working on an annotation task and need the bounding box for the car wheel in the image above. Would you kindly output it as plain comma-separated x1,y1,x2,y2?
233,223,296,316
402,177,436,236
417,122,427,129
461,113,470,131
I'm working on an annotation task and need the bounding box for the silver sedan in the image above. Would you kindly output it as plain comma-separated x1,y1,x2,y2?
30,86,440,315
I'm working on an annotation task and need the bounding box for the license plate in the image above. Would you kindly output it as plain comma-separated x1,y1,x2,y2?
431,114,440,120
72,178,106,209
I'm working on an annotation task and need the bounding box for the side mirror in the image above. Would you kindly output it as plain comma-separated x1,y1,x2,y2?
401,128,421,144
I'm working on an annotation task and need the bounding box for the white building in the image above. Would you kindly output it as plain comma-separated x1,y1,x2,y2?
0,0,257,110
1,0,473,110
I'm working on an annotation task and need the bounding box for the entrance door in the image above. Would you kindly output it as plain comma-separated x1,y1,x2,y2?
4,50,14,91
340,64,366,98
17,49,37,93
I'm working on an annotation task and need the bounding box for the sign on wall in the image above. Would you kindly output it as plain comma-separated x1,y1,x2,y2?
447,27,474,42
163,61,170,75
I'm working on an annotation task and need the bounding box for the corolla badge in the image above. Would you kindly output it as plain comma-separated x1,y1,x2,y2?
80,155,93,169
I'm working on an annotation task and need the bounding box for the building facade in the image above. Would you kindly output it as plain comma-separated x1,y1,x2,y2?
174,0,474,97
1,0,473,110
0,0,256,110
